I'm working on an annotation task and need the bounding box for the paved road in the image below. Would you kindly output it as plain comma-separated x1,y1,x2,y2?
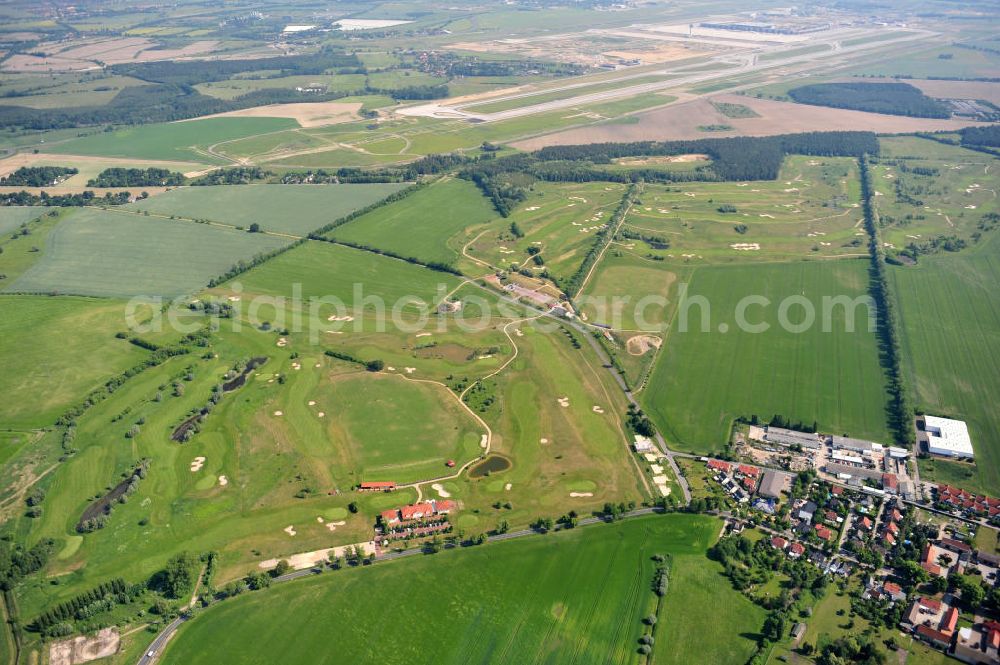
137,507,662,664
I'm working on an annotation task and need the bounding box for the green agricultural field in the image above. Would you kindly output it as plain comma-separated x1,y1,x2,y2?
225,239,459,307
850,44,1000,79
872,138,999,252
329,178,497,267
8,208,287,298
160,515,764,665
127,184,407,236
466,181,626,283
0,206,43,235
624,156,867,264
642,260,891,452
0,296,150,428
890,240,1000,496
45,117,297,163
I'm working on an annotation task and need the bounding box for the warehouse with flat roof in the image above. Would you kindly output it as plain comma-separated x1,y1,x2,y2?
923,415,974,459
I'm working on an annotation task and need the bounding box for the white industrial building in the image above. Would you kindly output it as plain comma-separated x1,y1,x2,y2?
924,415,974,459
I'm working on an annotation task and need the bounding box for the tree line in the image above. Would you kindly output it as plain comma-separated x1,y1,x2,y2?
556,183,639,297
87,168,184,188
0,190,133,207
0,166,77,187
859,156,913,445
787,82,950,119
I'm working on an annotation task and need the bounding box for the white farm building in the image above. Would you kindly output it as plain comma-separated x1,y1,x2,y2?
923,415,974,459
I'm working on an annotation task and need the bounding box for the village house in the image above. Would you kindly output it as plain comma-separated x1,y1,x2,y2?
903,597,958,649
953,621,1000,665
359,481,396,492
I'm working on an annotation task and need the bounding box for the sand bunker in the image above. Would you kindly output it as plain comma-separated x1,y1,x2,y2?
480,434,488,448
190,457,205,472
327,314,354,322
276,338,288,347
318,412,326,418
540,438,549,444
284,525,297,536
505,483,512,491
592,405,605,414
404,367,416,374
308,400,316,406
431,483,451,498
218,475,228,486
569,492,594,498
274,410,283,417
730,243,761,251
557,397,570,408
626,335,662,356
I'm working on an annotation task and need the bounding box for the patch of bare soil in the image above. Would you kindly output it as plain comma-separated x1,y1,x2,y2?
907,79,1000,105
512,94,990,149
179,101,363,128
626,334,662,356
50,628,120,665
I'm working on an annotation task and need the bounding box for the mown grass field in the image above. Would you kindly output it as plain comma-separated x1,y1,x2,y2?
44,117,297,163
467,181,626,283
0,206,43,235
310,371,483,484
624,156,866,264
161,515,763,665
8,208,287,297
873,138,998,251
127,183,407,236
890,239,1000,496
329,178,497,267
642,260,891,452
0,296,149,428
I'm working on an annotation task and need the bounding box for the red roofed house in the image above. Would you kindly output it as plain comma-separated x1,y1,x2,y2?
789,542,805,558
380,509,401,525
942,607,959,634
433,500,457,514
831,485,844,496
738,464,761,477
882,473,899,491
859,516,873,530
359,481,396,492
771,536,788,550
815,525,835,541
883,582,906,603
707,459,731,473
916,625,954,650
891,509,903,522
906,596,958,650
400,502,436,521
